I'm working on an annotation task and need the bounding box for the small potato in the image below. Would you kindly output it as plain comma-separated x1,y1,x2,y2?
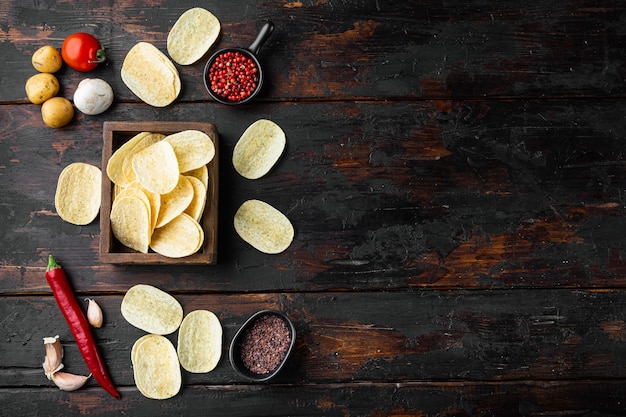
32,45,63,73
25,73,60,104
42,97,74,128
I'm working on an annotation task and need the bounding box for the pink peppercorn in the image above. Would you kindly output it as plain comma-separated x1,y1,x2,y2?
208,51,259,102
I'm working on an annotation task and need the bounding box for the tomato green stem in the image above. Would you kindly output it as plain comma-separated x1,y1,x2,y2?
88,47,106,65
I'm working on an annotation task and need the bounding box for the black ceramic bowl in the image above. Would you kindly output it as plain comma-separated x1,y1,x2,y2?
229,309,296,382
203,21,274,105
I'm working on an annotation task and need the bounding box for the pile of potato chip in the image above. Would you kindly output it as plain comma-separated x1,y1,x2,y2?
106,129,215,258
122,284,222,399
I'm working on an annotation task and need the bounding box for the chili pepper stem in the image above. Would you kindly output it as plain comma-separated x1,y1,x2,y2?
47,254,58,271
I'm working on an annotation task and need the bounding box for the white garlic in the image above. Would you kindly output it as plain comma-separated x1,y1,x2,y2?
51,371,91,391
86,298,103,328
42,335,64,379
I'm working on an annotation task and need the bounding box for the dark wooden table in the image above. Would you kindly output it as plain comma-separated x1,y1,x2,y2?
2,1,626,415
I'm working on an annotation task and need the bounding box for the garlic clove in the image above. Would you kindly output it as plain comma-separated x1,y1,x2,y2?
51,371,91,391
42,335,64,379
85,298,103,328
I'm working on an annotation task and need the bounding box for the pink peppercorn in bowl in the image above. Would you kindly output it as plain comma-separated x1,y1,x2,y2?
229,309,296,382
203,21,274,105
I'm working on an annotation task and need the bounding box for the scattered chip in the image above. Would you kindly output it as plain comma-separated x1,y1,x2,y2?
132,334,181,399
121,284,184,335
110,195,151,253
165,130,215,173
132,140,180,195
167,8,221,66
234,199,294,254
55,162,102,225
232,119,286,179
121,42,181,107
150,213,204,258
177,310,222,373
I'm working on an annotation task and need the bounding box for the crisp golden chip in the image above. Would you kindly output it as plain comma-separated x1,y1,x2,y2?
150,213,204,258
121,133,166,185
167,8,220,65
110,195,151,253
132,140,180,194
183,175,206,222
234,199,294,254
115,182,153,222
177,310,222,373
142,187,161,232
184,165,209,190
165,130,215,173
131,334,158,365
121,42,181,107
233,119,286,180
132,334,181,400
121,284,184,335
55,162,102,225
107,132,151,187
155,175,194,228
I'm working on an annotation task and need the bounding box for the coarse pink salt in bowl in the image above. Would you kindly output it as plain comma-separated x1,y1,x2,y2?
229,309,296,382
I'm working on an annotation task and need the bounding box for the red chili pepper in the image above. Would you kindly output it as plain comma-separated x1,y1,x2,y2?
46,255,121,399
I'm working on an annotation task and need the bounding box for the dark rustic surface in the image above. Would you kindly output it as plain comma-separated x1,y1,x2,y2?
1,0,626,416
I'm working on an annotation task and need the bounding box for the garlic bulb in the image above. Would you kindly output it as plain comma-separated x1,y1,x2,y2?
86,298,103,328
42,335,64,379
51,371,91,391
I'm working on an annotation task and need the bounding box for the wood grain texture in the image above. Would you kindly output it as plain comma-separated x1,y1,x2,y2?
0,100,625,293
2,0,626,414
3,291,626,386
1,0,626,102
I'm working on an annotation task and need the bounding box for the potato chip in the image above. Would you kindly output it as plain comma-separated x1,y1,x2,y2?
107,132,151,187
177,310,222,373
233,119,286,180
150,213,204,258
121,42,181,107
121,284,184,335
55,162,102,225
183,175,207,222
142,187,161,232
132,140,180,194
165,130,215,173
234,199,294,254
167,8,220,66
110,195,151,253
121,132,165,185
184,165,209,190
155,175,194,228
131,334,158,365
132,334,181,400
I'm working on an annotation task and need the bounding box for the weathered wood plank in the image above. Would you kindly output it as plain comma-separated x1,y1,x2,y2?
3,290,626,387
1,100,625,293
1,0,625,103
1,380,626,417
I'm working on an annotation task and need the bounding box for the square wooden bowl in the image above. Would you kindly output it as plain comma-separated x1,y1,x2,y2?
99,121,218,264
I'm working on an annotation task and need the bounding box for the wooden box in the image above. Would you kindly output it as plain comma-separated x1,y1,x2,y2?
99,121,218,264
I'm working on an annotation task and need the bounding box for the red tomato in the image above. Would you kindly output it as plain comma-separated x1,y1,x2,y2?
61,33,106,72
